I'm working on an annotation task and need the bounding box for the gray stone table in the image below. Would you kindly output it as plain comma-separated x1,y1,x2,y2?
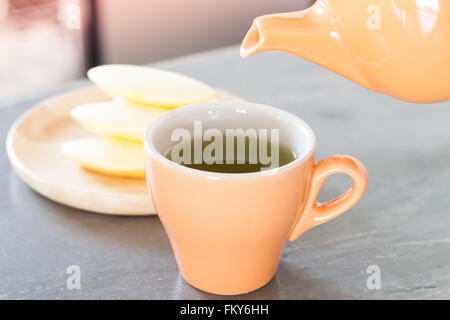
1,46,449,299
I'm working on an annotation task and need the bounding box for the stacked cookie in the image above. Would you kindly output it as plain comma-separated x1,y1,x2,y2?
62,64,215,178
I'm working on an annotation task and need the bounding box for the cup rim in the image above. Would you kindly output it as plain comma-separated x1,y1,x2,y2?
144,101,316,178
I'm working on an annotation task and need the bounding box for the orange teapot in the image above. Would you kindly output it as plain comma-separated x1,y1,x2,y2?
241,0,450,103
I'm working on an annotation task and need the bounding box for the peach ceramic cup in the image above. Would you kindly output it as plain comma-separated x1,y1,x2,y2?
144,101,368,295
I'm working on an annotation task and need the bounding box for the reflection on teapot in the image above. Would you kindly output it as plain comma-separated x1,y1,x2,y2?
241,0,450,103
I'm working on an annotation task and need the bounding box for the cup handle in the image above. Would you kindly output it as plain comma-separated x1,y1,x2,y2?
288,155,368,241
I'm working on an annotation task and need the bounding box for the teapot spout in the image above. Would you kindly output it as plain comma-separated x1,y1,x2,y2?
240,12,311,59
240,24,263,58
241,7,377,92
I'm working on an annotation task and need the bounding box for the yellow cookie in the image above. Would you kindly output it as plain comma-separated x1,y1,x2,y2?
87,64,216,107
71,98,168,142
61,138,145,178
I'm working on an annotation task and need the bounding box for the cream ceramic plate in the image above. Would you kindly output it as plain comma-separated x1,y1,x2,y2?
6,86,242,215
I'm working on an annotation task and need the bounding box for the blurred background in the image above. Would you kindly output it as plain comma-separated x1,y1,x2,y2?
0,0,315,103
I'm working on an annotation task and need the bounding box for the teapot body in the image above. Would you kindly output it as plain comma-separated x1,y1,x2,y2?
332,0,450,103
